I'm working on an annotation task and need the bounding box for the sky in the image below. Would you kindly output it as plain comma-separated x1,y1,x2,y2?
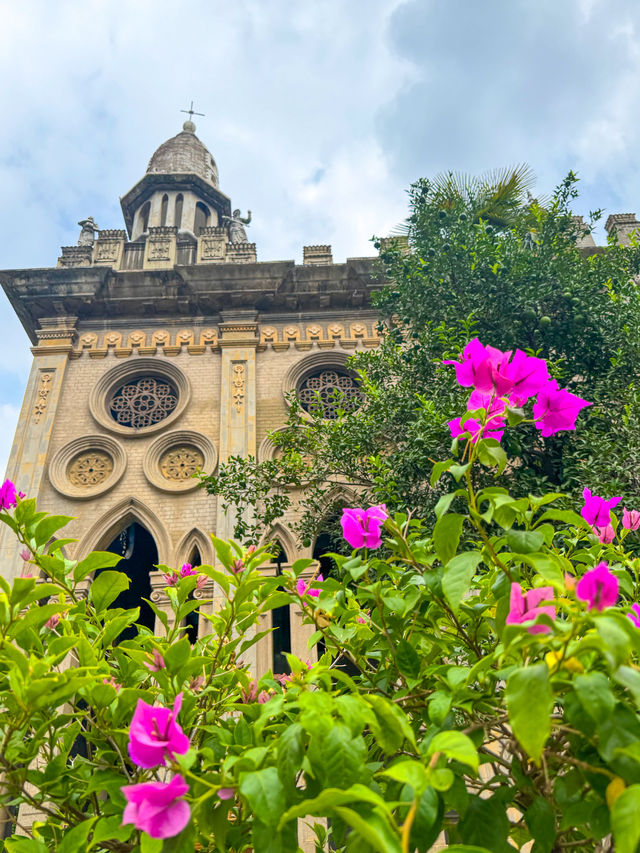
1,0,640,472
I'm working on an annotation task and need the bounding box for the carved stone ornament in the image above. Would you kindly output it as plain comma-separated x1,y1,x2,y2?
67,451,114,487
160,445,205,481
148,239,171,261
33,371,54,424
200,237,227,260
94,240,119,262
109,377,179,429
232,363,245,413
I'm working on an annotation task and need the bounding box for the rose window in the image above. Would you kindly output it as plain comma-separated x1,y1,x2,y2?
298,369,361,419
109,377,178,429
67,451,114,487
160,445,204,481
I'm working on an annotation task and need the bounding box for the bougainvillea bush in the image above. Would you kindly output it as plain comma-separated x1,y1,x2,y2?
2,342,640,852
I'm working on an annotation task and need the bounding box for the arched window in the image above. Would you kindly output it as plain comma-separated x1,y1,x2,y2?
101,522,158,641
184,546,202,644
272,543,292,675
160,194,169,226
194,202,210,236
298,368,361,419
174,194,184,230
139,202,151,234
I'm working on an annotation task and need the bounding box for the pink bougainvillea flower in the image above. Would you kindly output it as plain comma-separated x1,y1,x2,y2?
506,583,555,634
594,524,616,544
532,380,591,437
162,572,178,587
103,676,121,692
246,544,257,555
576,562,618,611
188,675,205,693
179,563,197,578
144,648,166,673
44,613,60,631
581,488,621,529
0,480,18,510
443,338,504,392
20,548,31,561
296,574,323,598
489,349,549,404
627,604,640,628
217,787,234,801
121,774,190,839
195,574,208,590
449,391,507,443
127,692,190,769
231,559,245,575
341,504,389,549
622,508,640,531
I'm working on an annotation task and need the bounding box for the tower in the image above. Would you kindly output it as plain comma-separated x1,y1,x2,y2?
0,119,382,676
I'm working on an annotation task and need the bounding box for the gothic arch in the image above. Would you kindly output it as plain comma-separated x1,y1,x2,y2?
175,527,213,567
260,522,298,563
75,497,170,565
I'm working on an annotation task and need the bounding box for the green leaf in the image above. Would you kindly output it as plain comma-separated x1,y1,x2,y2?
58,818,97,853
365,694,416,753
74,551,122,582
574,672,616,724
444,847,494,853
433,513,464,565
278,784,387,825
459,795,511,852
4,839,48,853
332,806,402,853
211,535,233,569
524,797,555,853
431,459,453,487
165,636,192,674
277,723,304,788
506,663,552,762
378,759,429,795
140,834,163,853
443,552,482,614
428,730,478,773
32,514,73,548
611,784,640,853
396,639,421,679
89,570,129,612
239,766,285,827
476,439,507,473
505,528,544,554
434,493,456,520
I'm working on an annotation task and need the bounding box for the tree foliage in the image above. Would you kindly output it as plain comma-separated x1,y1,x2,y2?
201,171,640,545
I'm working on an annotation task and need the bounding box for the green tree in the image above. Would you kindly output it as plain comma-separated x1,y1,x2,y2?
201,171,640,545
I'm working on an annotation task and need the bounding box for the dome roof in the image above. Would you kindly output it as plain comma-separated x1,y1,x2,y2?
146,122,219,187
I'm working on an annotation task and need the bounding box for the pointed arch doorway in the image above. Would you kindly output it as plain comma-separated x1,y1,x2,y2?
102,522,158,639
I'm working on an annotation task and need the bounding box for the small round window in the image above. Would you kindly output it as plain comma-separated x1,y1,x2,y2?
298,369,361,419
109,376,179,429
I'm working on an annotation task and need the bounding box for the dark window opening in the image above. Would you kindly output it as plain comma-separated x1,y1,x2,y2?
102,522,158,641
139,201,151,234
160,194,169,226
272,543,292,675
298,369,361,420
175,194,184,230
194,202,210,235
184,546,201,644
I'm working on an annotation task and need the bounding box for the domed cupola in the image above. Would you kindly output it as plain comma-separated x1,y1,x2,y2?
120,120,231,242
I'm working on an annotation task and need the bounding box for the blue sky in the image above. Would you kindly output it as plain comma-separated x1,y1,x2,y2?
1,0,640,472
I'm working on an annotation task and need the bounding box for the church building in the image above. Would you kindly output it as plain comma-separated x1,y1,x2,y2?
0,118,383,676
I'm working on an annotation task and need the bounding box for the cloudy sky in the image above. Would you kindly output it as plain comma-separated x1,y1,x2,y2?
1,0,639,472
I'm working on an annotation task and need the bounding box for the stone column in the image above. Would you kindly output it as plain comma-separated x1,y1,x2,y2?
0,318,76,584
216,314,259,669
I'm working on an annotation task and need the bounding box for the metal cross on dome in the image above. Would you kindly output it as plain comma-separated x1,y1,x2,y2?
180,101,205,122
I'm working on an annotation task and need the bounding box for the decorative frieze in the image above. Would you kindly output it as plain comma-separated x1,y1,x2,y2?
303,245,332,265
33,371,54,424
145,226,177,268
226,242,257,263
57,246,93,268
197,226,228,263
232,363,246,413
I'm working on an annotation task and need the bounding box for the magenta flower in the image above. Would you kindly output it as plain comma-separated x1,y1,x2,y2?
127,692,190,769
449,391,507,443
296,574,323,597
20,548,31,561
44,613,60,631
231,559,245,575
341,504,389,549
443,338,504,392
144,648,166,673
0,480,18,510
195,574,208,590
217,787,234,800
623,508,640,531
581,488,621,528
532,380,591,437
594,524,616,544
489,349,549,404
179,563,197,578
506,583,555,634
162,572,178,587
576,562,618,611
627,604,640,628
122,774,190,839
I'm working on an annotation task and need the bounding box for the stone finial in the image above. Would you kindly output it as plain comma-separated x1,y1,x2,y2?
77,217,99,247
570,216,596,249
303,245,333,265
605,213,640,246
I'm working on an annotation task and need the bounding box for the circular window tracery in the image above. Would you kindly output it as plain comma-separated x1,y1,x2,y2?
298,369,361,419
67,451,114,486
160,445,204,481
109,376,178,429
